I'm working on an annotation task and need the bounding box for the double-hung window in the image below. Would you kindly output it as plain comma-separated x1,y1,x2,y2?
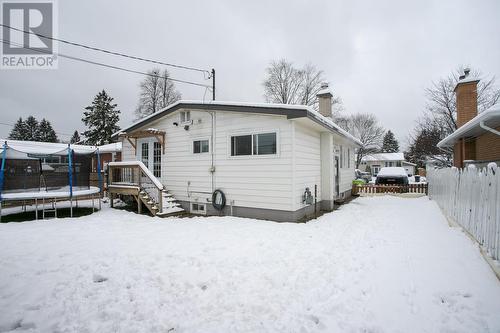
193,139,209,154
180,111,191,124
230,132,277,156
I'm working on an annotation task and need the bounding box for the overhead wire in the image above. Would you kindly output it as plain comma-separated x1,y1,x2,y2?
0,39,212,89
0,23,211,76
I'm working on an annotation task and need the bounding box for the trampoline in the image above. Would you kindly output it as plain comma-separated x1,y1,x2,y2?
0,140,103,220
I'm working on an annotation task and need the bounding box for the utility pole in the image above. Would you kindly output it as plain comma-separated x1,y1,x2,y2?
211,68,216,100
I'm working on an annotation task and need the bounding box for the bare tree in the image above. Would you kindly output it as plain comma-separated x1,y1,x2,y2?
159,70,181,109
338,113,385,168
425,66,500,135
405,117,452,168
263,59,342,110
135,68,181,119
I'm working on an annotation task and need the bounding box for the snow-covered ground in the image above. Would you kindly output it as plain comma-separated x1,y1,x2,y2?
1,196,500,332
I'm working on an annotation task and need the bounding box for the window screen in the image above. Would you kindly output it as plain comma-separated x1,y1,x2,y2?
141,142,149,166
231,135,252,156
193,140,209,154
253,133,277,155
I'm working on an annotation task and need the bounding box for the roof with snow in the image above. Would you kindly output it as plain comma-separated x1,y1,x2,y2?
377,167,408,177
453,76,480,91
361,152,405,162
437,105,500,148
113,100,362,147
0,139,121,156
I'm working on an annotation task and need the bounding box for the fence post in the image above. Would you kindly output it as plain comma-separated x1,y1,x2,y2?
67,144,73,217
0,141,7,202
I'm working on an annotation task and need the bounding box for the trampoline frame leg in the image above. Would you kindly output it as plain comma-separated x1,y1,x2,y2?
70,198,73,218
35,198,38,220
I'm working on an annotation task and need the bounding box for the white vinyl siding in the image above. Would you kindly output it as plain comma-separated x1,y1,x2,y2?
335,137,356,194
293,122,321,210
120,108,358,215
124,110,294,212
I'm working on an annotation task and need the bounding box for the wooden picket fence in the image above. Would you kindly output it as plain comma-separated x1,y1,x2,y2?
428,165,500,260
353,183,428,195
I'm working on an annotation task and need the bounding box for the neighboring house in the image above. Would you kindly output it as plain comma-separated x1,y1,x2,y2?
437,70,500,168
111,84,362,222
359,153,416,176
94,142,122,171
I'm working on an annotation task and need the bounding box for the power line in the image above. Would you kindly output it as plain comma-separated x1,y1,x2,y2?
0,39,212,89
0,23,211,76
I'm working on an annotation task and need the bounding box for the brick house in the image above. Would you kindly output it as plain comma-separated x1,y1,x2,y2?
437,69,500,168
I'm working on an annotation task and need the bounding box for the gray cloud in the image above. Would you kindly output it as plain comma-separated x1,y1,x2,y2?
1,0,499,147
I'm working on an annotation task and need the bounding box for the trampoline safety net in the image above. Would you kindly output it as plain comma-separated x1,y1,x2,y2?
0,143,101,196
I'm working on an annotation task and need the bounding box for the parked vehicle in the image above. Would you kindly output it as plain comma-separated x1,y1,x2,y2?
375,167,409,185
355,169,372,183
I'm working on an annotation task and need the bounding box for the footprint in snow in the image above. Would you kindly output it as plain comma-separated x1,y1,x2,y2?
93,274,108,283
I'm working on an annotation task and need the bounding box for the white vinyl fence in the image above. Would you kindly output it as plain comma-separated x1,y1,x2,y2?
428,164,500,260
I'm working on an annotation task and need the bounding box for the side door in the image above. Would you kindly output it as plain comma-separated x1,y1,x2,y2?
136,138,162,179
334,156,340,198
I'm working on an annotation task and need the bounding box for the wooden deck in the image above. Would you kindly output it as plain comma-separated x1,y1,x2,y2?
107,162,184,217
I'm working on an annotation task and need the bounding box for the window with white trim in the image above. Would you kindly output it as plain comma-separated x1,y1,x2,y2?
141,142,149,166
231,132,277,156
193,139,209,154
190,202,206,214
180,111,191,123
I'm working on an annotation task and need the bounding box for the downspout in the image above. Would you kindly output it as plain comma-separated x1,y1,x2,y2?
480,121,500,136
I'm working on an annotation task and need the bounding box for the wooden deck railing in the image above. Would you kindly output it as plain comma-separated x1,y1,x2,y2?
108,161,164,211
353,183,428,195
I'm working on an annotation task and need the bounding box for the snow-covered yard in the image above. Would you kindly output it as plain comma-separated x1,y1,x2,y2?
1,196,500,332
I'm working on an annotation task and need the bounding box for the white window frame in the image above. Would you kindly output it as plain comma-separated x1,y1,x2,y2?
136,137,161,178
179,111,191,124
192,137,210,154
227,129,279,159
339,145,343,168
190,202,207,215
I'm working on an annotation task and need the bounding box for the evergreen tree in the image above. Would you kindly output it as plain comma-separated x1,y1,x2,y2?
82,90,120,145
24,116,40,141
8,117,28,140
70,130,81,144
381,130,399,153
38,118,58,142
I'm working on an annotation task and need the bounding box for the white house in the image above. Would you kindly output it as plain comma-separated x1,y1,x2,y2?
359,152,416,176
111,85,362,222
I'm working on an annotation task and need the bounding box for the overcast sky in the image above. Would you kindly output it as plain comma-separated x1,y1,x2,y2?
1,0,499,148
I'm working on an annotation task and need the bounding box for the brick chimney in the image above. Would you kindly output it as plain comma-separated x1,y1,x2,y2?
454,68,480,128
453,68,480,167
317,82,332,118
